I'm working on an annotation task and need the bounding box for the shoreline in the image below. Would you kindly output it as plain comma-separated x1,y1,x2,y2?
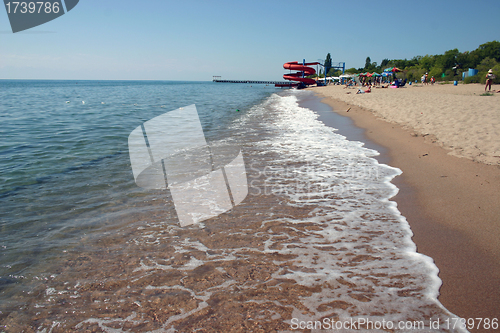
308,86,500,330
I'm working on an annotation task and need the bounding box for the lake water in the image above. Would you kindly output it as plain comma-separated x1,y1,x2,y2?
0,80,466,332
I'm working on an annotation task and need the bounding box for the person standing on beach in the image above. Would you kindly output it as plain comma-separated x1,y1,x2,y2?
485,69,495,91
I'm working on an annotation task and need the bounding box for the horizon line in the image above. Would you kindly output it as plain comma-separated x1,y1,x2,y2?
0,78,216,82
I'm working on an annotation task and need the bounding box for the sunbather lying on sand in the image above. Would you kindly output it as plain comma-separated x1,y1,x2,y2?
357,87,371,94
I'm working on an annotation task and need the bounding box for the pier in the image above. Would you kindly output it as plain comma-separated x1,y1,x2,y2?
213,79,294,85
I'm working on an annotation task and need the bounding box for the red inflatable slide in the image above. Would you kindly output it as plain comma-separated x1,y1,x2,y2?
283,61,320,86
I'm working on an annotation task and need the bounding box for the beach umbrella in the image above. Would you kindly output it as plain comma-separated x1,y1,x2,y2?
372,72,381,77
384,67,401,73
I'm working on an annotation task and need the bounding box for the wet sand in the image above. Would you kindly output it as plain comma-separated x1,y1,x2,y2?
310,86,500,331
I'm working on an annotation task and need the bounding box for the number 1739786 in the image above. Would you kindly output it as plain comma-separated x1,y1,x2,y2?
5,2,60,14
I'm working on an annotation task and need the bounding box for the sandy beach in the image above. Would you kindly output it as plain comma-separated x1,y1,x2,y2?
315,83,500,165
311,83,500,329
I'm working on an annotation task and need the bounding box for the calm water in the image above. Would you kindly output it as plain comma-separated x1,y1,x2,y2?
0,80,465,332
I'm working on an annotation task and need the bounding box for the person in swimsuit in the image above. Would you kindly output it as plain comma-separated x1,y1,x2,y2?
485,69,495,91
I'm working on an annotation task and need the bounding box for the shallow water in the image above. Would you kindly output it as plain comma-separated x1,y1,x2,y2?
0,81,466,332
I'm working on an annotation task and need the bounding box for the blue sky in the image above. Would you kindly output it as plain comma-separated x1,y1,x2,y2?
1,0,499,81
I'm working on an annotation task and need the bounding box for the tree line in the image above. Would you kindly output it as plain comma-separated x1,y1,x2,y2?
339,41,499,84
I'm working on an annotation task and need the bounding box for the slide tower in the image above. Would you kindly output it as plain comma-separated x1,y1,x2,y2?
283,61,321,86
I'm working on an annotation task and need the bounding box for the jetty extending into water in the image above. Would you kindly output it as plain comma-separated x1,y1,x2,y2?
212,79,295,85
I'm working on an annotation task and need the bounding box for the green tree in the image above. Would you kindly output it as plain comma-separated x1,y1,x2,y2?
456,51,474,70
467,48,483,68
419,55,434,71
477,41,500,62
407,57,420,68
476,57,500,84
405,67,421,83
477,57,498,73
324,53,332,71
436,49,459,70
364,57,371,70
429,67,444,81
392,59,410,70
361,40,499,83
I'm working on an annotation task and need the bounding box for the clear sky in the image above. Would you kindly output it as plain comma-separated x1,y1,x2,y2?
1,0,499,81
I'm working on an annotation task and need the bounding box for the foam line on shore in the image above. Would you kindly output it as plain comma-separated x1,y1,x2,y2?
309,84,500,325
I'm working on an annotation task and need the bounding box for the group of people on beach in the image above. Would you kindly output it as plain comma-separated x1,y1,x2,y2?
342,68,497,94
359,76,384,87
351,77,408,93
420,73,435,85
